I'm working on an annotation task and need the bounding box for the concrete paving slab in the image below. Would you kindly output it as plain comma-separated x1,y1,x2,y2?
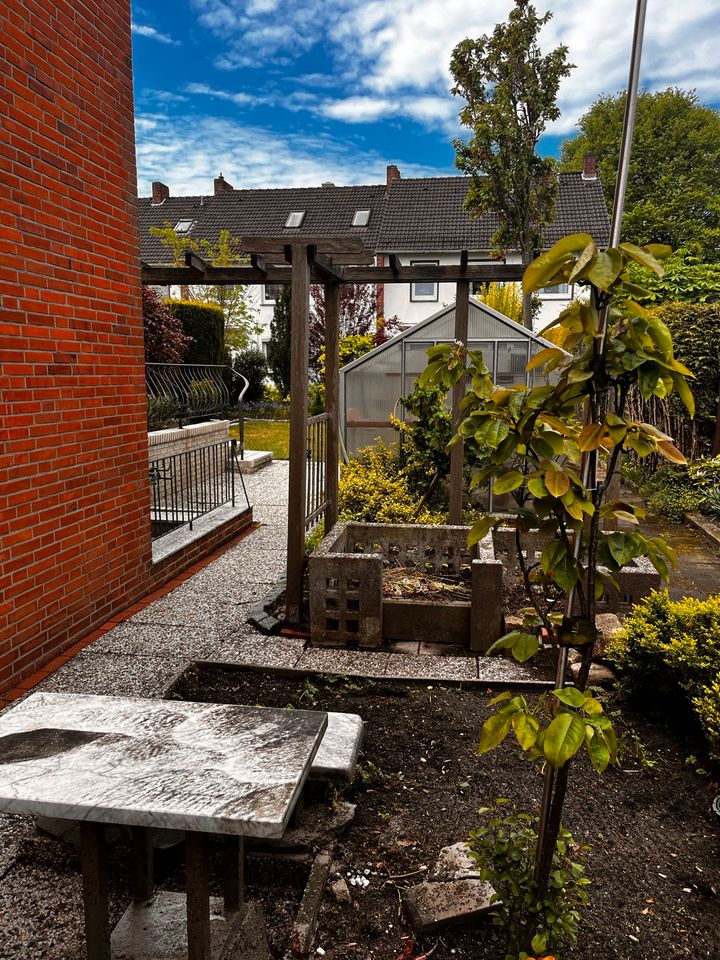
212,636,307,670
295,649,391,678
90,623,224,660
35,652,186,700
384,654,477,682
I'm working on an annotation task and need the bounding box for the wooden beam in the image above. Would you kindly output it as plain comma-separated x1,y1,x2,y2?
250,253,267,273
184,249,210,274
140,261,524,287
324,282,340,532
449,281,470,525
460,249,469,271
340,263,525,283
388,254,400,275
286,243,311,624
141,265,291,285
310,253,343,284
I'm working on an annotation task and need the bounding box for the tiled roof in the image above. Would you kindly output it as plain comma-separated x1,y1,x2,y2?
138,174,610,263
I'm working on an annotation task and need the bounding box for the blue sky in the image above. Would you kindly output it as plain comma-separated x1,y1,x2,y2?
131,0,720,196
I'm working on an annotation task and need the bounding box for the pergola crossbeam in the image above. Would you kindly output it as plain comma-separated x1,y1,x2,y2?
141,262,524,286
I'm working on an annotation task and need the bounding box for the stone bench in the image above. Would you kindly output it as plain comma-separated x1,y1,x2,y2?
309,712,364,783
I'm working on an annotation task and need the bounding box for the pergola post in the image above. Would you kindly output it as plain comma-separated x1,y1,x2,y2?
324,282,340,532
286,244,310,624
449,280,470,524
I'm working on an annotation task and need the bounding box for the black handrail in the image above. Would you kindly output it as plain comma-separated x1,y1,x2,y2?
145,363,249,458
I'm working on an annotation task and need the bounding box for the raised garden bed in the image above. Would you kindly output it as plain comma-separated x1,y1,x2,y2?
308,523,503,652
308,522,661,653
167,661,719,960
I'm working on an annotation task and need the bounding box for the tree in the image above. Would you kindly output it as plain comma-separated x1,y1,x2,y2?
560,88,720,262
142,286,192,363
422,235,692,954
267,285,292,396
149,223,259,348
308,283,400,377
450,0,574,329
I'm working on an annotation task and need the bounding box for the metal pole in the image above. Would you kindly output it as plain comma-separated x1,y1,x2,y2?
535,0,648,878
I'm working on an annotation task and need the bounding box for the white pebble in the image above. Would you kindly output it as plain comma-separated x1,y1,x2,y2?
317,949,326,956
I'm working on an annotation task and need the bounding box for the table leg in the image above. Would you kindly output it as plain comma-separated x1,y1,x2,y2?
185,832,211,960
223,836,244,913
131,825,154,902
79,821,110,960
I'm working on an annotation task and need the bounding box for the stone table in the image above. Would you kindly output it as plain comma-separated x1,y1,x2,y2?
0,692,327,960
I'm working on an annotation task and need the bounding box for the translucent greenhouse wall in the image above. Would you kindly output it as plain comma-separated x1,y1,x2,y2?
341,298,555,456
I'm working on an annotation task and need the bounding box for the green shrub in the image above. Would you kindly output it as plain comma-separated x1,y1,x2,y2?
468,800,589,959
308,382,326,416
639,461,712,521
702,486,720,519
693,680,720,760
393,384,452,507
608,591,720,755
338,443,444,525
166,299,225,366
231,349,268,403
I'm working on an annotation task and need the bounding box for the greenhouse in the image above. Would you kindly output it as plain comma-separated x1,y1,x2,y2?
340,296,560,454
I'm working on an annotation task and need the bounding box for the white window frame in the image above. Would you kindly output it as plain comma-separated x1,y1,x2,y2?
285,211,305,228
352,209,371,227
540,282,573,298
262,284,285,304
174,220,194,233
409,260,439,302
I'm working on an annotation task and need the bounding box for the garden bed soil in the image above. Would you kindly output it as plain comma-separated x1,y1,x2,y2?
169,664,719,960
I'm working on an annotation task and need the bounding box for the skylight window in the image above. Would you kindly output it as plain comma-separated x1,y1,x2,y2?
352,209,371,227
285,211,305,228
174,220,193,233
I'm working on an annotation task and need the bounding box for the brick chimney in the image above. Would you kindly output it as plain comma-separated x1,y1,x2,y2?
151,181,169,204
386,164,400,193
214,173,234,195
582,151,598,180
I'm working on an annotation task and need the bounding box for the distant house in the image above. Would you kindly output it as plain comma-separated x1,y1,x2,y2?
138,155,609,344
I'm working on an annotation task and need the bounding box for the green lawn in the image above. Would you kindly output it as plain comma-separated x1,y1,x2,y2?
232,419,290,459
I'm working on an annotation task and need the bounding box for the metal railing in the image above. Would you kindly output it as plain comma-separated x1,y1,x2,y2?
145,363,248,457
149,439,249,541
305,413,330,530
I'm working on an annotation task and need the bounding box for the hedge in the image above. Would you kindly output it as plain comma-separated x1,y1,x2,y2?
166,299,225,366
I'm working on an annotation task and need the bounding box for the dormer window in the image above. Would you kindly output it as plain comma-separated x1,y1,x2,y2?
285,211,305,228
174,220,193,233
352,209,371,227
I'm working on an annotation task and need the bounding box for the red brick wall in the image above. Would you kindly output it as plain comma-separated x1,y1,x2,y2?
0,1,155,691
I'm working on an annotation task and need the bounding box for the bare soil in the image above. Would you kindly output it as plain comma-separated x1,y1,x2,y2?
170,664,720,960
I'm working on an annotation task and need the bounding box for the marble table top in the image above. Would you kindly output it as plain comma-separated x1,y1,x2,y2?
0,692,327,838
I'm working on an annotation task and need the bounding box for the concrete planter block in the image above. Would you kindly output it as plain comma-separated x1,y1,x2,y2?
309,522,501,651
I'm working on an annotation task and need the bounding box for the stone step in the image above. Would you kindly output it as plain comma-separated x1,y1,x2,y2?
310,712,363,783
234,450,273,474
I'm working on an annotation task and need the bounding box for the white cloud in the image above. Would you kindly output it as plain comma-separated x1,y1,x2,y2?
186,0,720,138
131,22,180,45
184,82,258,106
134,111,453,195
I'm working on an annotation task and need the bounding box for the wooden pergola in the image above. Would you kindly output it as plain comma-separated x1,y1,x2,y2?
142,241,525,625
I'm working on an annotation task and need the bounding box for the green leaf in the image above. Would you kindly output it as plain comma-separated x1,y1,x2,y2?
478,713,512,754
523,234,593,293
619,241,665,277
540,539,566,575
493,470,524,495
543,713,587,769
586,248,624,291
526,347,565,372
568,239,598,283
468,516,495,547
544,469,570,497
670,372,695,418
554,687,589,708
512,712,540,751
474,419,510,449
578,423,606,452
527,476,548,499
512,632,540,662
531,931,548,954
586,726,611,773
553,552,579,591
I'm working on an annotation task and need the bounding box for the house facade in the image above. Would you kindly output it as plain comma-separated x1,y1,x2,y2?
139,156,610,344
